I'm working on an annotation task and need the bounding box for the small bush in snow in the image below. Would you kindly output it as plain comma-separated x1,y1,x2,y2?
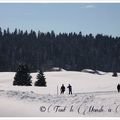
112,72,118,77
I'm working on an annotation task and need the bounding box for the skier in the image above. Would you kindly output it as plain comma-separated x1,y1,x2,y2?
60,84,65,94
117,84,120,92
67,84,72,94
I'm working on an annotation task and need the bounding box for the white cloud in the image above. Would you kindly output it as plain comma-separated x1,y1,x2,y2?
81,4,95,9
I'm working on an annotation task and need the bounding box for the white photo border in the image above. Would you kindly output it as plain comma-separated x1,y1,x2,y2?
0,0,120,120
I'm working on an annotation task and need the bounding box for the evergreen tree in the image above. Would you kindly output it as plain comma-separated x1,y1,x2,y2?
1,27,120,72
13,64,32,86
34,70,46,87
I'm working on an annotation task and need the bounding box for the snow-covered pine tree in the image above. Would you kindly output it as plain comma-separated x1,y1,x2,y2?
34,70,46,87
13,64,32,86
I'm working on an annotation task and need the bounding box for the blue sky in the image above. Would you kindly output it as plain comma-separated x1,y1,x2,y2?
0,3,120,37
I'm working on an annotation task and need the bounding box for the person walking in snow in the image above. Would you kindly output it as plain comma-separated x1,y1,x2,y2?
117,84,120,92
60,84,65,94
67,84,72,94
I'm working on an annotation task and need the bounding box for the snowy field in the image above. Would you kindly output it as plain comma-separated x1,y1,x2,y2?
0,70,120,117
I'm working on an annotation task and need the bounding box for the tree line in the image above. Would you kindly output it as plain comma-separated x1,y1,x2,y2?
0,27,120,72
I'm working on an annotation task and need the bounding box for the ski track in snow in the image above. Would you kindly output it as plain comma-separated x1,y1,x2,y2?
0,89,118,104
0,89,120,116
0,89,94,104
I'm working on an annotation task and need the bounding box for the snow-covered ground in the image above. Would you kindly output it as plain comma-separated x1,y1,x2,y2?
0,70,120,117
